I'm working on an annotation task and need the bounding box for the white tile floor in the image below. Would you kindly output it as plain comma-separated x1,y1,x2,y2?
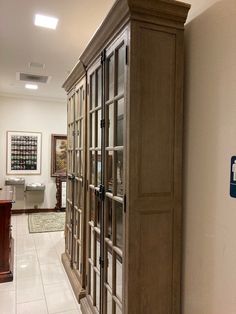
0,214,82,314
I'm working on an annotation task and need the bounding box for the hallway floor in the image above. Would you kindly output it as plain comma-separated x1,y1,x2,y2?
0,214,82,314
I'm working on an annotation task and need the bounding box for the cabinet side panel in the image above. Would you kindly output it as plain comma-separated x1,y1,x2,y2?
140,211,172,314
138,27,176,196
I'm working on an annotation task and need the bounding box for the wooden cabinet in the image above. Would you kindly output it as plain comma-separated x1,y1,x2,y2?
62,0,190,313
0,187,14,283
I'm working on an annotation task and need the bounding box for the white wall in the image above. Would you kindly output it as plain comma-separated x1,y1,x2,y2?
0,95,66,209
183,0,236,313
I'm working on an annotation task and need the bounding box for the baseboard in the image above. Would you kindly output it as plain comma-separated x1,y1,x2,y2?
61,253,86,302
11,208,58,214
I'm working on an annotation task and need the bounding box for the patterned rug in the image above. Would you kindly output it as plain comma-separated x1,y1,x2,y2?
28,212,65,233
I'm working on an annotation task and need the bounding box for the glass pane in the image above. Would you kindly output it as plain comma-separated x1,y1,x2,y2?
97,68,102,107
89,265,94,300
106,290,112,314
107,151,113,193
76,151,80,176
97,152,102,186
90,152,95,185
80,120,83,148
77,210,81,239
106,245,112,288
106,197,112,239
116,256,122,301
96,196,101,228
117,45,125,95
96,234,100,268
116,151,123,197
97,109,102,148
75,122,78,148
90,113,95,148
107,55,114,100
96,273,100,310
90,190,95,222
116,99,124,146
90,73,95,110
108,104,114,147
80,86,83,116
80,152,83,176
115,202,123,249
116,304,122,314
90,228,94,262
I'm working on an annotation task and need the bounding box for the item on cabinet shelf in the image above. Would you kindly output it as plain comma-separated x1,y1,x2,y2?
6,131,42,175
51,134,67,177
0,186,14,283
5,177,25,186
62,0,190,313
25,183,45,191
55,176,67,211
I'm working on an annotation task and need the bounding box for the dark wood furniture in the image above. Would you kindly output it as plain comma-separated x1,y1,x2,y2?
0,186,14,283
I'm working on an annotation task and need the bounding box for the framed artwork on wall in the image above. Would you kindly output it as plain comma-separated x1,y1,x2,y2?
51,134,67,177
6,131,42,175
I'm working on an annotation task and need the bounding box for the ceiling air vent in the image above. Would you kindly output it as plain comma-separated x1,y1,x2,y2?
16,72,51,84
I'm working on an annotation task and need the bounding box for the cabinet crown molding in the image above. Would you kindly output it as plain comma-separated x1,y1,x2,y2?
62,61,85,93
63,0,191,91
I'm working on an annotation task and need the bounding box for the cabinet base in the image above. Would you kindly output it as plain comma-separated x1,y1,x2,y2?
61,253,85,302
80,298,93,314
0,270,13,283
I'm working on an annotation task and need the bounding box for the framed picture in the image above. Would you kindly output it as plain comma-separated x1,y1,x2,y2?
51,134,67,177
7,131,42,175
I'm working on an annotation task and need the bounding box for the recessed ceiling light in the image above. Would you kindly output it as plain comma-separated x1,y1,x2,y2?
34,14,58,30
25,84,38,90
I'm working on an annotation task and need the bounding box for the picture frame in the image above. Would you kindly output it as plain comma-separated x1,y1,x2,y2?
6,131,42,175
51,134,67,177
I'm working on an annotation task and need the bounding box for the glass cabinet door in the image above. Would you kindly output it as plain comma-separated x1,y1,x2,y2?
72,81,86,281
86,32,127,314
65,94,75,260
103,39,125,314
87,62,103,312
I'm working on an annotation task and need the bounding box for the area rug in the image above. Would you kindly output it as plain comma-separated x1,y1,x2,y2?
28,212,65,233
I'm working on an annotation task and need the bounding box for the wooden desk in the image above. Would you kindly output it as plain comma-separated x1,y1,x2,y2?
0,187,14,283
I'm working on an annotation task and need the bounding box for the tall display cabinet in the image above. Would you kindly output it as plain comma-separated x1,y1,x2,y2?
62,0,190,313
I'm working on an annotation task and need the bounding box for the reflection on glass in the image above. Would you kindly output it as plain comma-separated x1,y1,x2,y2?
96,235,100,268
106,197,112,239
115,202,123,249
89,265,94,300
97,68,102,107
90,73,95,109
80,153,83,176
90,228,94,261
80,120,83,148
116,304,122,314
107,55,114,100
76,151,80,176
90,113,95,148
106,290,112,314
107,151,113,193
106,246,112,287
97,153,102,186
116,99,124,146
116,151,123,196
80,86,83,116
90,190,95,221
97,110,102,148
108,104,114,147
79,244,82,273
96,197,101,227
91,152,95,185
116,256,122,301
96,273,100,310
117,45,125,95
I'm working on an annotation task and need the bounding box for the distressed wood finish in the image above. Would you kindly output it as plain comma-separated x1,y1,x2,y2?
62,0,190,313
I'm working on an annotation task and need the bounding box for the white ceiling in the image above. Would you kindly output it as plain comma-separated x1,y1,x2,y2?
0,0,114,101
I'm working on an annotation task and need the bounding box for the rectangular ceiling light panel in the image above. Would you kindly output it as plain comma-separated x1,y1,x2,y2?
25,84,38,90
34,14,58,30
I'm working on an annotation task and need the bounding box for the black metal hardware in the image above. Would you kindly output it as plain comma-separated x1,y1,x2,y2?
100,119,105,128
123,194,127,213
125,45,128,65
101,50,106,64
99,256,104,268
99,184,105,201
68,174,75,181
